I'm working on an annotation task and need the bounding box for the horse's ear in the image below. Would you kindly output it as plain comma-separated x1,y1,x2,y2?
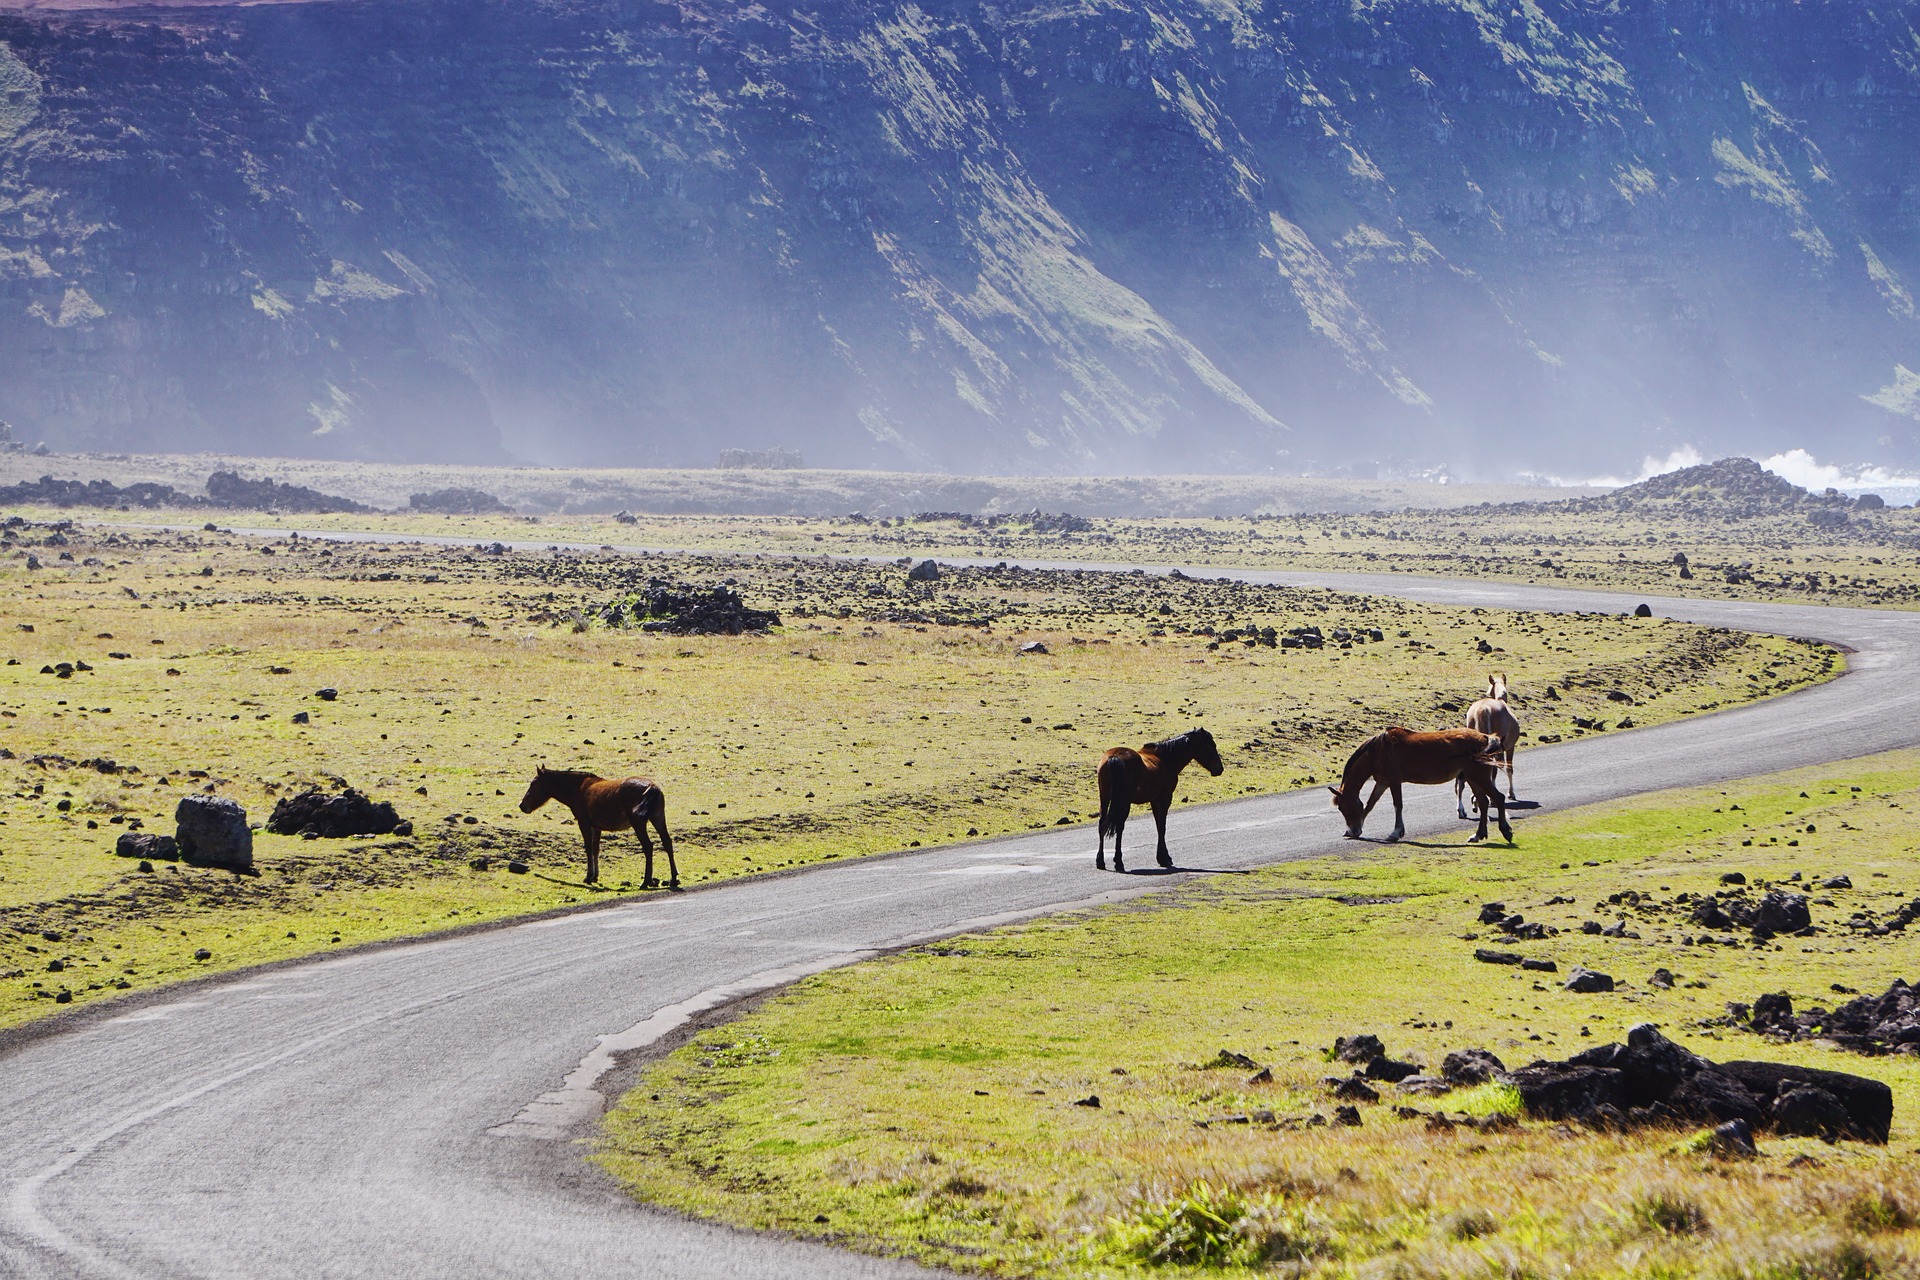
536,764,548,775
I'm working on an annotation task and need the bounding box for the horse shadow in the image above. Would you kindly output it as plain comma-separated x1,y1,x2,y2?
1116,864,1254,876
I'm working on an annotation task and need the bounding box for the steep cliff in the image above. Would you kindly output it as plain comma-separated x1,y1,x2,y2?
0,0,1916,475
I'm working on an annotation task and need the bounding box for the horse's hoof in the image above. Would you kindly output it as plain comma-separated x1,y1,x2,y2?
642,878,658,889
1095,857,1106,871
1156,854,1172,869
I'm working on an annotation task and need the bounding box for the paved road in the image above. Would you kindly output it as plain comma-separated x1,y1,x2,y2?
6,545,1920,1279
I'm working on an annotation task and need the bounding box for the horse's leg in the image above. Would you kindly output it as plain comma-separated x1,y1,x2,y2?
1152,796,1172,868
578,817,601,884
1506,743,1518,802
1095,773,1110,871
1387,783,1405,843
631,804,657,888
1111,802,1127,873
1494,786,1514,844
652,799,679,888
1455,776,1470,821
1469,784,1490,843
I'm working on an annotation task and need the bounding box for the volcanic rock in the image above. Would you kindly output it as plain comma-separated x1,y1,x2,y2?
266,788,404,838
174,795,253,873
115,831,179,861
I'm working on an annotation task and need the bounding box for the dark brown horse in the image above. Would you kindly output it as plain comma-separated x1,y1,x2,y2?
519,766,677,887
1096,727,1224,871
1330,727,1512,844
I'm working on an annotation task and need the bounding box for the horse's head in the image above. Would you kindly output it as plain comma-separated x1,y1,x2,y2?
518,766,553,814
1186,727,1224,777
1328,785,1366,838
1487,672,1508,701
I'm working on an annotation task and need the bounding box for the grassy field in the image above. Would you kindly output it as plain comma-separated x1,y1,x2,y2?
0,517,1833,1028
23,469,1918,614
598,752,1920,1279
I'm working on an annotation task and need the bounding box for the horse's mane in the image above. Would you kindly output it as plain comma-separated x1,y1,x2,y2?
1146,727,1211,755
538,768,596,781
1338,732,1385,790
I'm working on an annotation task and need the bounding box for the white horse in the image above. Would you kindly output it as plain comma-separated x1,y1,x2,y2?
1456,673,1520,817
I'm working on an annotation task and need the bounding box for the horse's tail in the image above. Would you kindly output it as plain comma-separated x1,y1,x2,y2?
1096,755,1129,837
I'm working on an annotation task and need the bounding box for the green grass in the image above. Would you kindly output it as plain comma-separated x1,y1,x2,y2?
597,753,1920,1278
0,517,1835,1027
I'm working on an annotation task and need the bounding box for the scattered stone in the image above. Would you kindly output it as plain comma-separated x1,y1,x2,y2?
1564,967,1616,993
1204,1049,1258,1070
1751,890,1811,938
193,948,212,961
174,795,253,873
1633,603,1653,617
1820,875,1853,890
115,832,179,861
1017,641,1049,655
507,861,529,874
1333,1033,1385,1064
1475,948,1524,966
1363,1057,1420,1083
1749,991,1795,1033
266,788,404,838
1521,958,1559,973
1332,1077,1380,1103
1443,1049,1507,1086
1721,872,1747,885
316,688,338,701
1477,902,1509,925
1246,1067,1271,1085
1072,1095,1100,1108
907,559,940,582
1707,1118,1758,1158
1650,968,1676,990
1333,1105,1362,1127
291,711,310,724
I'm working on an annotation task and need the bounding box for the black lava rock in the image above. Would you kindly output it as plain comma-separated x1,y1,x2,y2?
1333,1034,1385,1064
174,795,253,873
266,788,404,838
1564,967,1616,993
115,831,179,862
1442,1048,1506,1086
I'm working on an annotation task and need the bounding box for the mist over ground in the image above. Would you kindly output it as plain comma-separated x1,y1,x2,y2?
1,0,1918,481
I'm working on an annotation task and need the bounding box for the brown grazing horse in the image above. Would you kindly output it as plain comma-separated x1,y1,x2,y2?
1096,727,1224,871
519,767,677,887
1456,672,1521,818
1331,727,1512,844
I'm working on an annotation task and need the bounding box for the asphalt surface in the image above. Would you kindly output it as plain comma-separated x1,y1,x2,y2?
6,543,1920,1279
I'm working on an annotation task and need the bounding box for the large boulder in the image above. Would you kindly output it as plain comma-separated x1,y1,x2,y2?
266,788,402,838
1501,1064,1626,1120
1719,1060,1893,1144
1570,1023,1711,1108
1751,890,1811,937
175,795,254,873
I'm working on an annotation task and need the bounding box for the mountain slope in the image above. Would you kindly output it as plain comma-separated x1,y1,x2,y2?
0,0,1917,474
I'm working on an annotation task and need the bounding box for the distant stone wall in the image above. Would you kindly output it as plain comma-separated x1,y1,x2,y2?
717,449,804,471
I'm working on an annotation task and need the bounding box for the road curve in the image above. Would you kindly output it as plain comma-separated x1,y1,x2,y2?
5,550,1920,1279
